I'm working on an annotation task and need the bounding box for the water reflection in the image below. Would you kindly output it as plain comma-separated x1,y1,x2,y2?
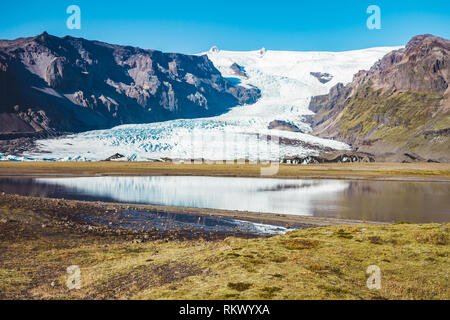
0,176,448,223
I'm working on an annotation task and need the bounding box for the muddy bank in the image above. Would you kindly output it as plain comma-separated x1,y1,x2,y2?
0,192,384,233
0,193,278,243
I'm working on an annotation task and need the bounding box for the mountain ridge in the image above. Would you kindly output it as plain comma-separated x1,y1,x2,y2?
309,34,450,162
0,32,260,136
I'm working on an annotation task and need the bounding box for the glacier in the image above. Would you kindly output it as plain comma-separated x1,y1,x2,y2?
18,46,400,162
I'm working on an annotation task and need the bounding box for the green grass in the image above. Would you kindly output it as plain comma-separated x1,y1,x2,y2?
336,85,450,158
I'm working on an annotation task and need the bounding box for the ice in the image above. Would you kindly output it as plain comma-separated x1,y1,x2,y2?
0,153,35,162
24,46,400,162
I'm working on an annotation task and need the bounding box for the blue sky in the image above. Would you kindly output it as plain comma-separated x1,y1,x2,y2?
0,0,449,53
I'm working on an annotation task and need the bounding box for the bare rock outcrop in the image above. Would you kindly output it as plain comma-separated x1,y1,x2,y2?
0,32,260,136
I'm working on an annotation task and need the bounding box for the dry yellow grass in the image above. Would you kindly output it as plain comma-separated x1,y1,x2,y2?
0,162,449,180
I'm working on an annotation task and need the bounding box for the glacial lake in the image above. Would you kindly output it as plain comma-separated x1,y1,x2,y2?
0,176,449,223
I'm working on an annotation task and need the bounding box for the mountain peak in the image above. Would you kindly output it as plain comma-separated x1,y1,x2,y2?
405,34,450,53
35,31,50,41
350,33,450,93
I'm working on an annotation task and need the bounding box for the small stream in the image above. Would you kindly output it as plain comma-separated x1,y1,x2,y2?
78,209,293,236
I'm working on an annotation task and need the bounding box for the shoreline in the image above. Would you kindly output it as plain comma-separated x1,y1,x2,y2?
0,193,387,228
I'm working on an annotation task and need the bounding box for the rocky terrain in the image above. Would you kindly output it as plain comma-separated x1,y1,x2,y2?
0,32,260,138
268,120,304,132
310,72,333,84
281,151,375,165
309,35,450,162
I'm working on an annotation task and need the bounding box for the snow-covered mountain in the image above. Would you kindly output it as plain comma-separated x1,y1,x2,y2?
20,46,399,162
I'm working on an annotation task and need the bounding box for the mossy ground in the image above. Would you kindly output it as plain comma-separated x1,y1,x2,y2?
0,203,448,300
339,86,450,158
341,88,444,136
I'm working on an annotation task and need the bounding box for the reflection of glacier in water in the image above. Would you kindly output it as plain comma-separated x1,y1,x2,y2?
1,176,449,223
36,176,348,216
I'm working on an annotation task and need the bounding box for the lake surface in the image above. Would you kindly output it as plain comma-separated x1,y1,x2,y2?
0,176,449,223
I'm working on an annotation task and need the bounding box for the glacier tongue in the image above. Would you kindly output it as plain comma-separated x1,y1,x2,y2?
24,46,399,162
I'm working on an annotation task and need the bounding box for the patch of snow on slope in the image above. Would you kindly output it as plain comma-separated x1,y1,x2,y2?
25,47,400,161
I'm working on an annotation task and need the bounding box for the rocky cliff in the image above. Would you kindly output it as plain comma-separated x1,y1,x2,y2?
309,35,450,162
0,32,260,135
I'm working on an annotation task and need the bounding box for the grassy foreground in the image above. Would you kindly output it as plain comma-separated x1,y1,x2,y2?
0,200,448,300
0,161,449,180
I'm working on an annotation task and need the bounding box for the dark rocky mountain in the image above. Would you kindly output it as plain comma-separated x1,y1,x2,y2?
309,34,450,162
310,72,333,84
230,63,248,79
268,120,304,133
0,32,260,136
